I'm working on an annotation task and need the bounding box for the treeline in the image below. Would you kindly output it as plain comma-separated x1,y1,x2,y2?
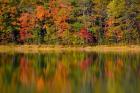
0,0,140,45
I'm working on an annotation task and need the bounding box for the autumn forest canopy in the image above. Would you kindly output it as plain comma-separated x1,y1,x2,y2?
0,0,140,45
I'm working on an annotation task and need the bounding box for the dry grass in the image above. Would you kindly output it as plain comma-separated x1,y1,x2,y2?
0,45,140,53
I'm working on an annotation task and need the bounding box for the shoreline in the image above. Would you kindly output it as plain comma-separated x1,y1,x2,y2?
0,45,140,53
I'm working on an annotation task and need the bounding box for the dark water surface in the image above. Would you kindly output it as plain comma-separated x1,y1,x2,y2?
0,51,140,93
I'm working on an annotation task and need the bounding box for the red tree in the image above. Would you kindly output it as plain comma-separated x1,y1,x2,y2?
78,28,94,43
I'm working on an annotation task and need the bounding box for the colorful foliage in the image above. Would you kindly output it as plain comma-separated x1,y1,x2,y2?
0,0,140,44
18,12,36,42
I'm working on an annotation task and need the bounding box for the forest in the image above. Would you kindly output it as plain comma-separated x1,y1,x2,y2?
0,0,140,45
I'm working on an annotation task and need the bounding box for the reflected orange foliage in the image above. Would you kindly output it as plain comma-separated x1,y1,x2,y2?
46,63,71,93
115,59,124,74
80,58,92,71
19,56,35,86
105,61,114,78
36,77,45,92
105,59,124,79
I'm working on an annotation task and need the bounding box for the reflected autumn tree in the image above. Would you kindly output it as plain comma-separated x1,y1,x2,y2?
104,59,124,79
1,52,140,93
19,54,46,92
79,53,97,71
46,61,71,93
19,54,35,86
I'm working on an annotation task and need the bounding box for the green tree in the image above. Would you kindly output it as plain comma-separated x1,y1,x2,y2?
92,0,109,44
106,0,139,44
0,1,19,43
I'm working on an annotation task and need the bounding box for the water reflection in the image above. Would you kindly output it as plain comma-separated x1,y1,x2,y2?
0,52,140,93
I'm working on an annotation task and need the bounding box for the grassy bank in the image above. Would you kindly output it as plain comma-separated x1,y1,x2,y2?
0,45,140,53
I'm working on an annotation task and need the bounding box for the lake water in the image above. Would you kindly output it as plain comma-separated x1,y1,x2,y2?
0,51,140,93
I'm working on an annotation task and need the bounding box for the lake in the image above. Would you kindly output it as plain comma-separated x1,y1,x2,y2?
0,51,140,93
